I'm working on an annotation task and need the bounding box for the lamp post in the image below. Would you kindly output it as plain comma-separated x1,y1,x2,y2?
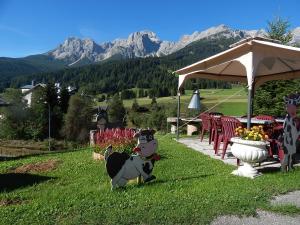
48,103,51,151
176,91,181,140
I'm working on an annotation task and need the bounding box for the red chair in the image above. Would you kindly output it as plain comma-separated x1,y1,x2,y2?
254,115,283,157
211,116,223,153
254,115,282,131
217,116,242,159
200,113,212,144
209,112,224,116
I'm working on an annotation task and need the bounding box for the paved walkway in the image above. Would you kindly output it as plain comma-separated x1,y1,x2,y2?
177,137,285,170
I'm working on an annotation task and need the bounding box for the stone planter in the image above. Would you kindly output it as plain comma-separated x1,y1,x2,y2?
93,152,105,161
230,137,268,179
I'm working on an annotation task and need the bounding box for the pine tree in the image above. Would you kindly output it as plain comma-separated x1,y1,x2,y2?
45,83,63,139
63,94,93,142
29,86,48,140
108,94,126,126
131,98,139,112
265,16,293,44
59,86,70,113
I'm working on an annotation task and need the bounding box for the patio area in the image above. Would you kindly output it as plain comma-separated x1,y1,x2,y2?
177,136,300,170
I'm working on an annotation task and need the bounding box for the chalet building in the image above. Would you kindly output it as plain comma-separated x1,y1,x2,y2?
20,81,77,107
21,82,46,107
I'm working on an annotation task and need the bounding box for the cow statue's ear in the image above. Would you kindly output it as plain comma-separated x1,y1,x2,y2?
150,129,156,135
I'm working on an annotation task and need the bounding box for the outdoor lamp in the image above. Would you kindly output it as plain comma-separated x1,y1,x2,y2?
188,90,201,110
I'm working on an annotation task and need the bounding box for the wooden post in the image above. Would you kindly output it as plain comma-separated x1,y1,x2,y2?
176,92,181,140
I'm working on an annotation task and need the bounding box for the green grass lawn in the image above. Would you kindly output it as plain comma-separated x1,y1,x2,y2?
1,136,299,225
98,86,248,116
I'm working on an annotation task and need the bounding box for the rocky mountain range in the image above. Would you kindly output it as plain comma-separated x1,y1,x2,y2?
47,24,271,66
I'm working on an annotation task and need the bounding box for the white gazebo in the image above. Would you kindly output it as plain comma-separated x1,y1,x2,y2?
175,37,300,137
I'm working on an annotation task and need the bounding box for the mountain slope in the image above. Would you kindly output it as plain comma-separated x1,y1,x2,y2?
0,55,65,90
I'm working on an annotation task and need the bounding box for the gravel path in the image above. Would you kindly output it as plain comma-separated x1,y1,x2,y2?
211,191,300,225
271,191,300,208
211,210,300,225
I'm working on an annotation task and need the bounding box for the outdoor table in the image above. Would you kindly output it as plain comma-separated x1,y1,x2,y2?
167,117,180,134
181,118,202,136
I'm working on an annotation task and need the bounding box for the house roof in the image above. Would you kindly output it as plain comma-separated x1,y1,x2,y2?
21,84,34,89
22,83,46,94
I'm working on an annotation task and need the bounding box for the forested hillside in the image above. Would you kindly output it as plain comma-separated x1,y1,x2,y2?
0,55,66,90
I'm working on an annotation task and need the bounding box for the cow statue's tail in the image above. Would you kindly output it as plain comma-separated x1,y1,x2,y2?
104,145,113,161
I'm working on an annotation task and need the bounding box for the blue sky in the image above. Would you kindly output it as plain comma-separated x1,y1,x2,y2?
0,0,300,57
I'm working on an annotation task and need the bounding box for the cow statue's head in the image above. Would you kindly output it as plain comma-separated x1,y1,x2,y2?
133,129,159,158
284,93,300,118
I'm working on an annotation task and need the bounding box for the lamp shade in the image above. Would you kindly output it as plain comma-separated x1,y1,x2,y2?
188,90,201,110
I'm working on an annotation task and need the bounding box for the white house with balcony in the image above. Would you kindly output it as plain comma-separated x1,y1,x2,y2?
21,83,46,107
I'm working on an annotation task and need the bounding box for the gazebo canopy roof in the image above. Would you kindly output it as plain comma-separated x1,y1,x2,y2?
176,37,300,89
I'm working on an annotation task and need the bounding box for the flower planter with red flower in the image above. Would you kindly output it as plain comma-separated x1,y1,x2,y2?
92,128,136,161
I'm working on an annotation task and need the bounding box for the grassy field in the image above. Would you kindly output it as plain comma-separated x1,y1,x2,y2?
98,86,248,116
0,136,299,225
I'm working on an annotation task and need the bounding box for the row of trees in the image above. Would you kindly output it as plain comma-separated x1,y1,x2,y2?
0,84,93,143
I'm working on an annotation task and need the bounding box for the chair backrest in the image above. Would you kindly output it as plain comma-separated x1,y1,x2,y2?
254,115,276,122
211,116,222,130
221,116,242,139
209,112,224,116
200,113,211,130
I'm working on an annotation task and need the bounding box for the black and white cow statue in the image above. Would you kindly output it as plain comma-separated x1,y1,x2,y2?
282,94,300,172
104,129,160,190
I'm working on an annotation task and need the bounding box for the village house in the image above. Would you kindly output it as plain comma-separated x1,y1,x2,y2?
21,81,77,107
21,82,46,107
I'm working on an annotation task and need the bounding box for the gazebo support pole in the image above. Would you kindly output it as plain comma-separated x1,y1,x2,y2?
176,91,181,140
246,85,254,129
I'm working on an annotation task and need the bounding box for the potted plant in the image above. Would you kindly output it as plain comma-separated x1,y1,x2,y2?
230,125,269,178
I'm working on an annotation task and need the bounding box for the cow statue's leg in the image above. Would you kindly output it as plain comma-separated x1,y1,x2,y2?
131,156,155,182
117,178,128,187
137,175,142,185
288,153,295,171
111,166,125,190
281,154,289,172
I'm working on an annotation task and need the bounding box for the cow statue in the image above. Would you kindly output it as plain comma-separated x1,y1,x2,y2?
282,94,300,172
104,129,160,190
